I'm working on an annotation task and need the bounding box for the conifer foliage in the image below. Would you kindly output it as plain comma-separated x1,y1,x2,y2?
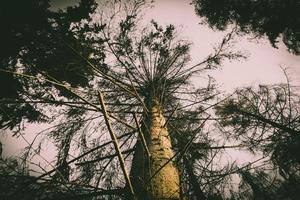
0,1,299,200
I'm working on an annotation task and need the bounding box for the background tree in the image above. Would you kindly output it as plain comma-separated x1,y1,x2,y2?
192,0,300,55
0,0,105,130
215,82,300,199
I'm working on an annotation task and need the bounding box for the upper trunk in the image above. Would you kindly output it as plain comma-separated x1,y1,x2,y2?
130,98,180,200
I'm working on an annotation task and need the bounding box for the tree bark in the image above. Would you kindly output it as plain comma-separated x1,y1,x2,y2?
130,99,180,200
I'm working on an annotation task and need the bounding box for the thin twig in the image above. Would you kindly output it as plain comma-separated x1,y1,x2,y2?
76,147,135,166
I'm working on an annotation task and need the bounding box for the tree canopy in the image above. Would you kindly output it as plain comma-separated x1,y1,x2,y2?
0,0,105,129
192,0,300,55
216,83,300,199
0,1,299,200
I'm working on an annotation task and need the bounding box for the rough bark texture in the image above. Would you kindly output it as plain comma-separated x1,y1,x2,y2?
130,99,180,200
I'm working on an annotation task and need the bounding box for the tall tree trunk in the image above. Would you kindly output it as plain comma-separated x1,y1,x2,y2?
130,99,180,199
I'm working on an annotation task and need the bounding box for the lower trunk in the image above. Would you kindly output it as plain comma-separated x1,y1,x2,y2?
130,99,180,199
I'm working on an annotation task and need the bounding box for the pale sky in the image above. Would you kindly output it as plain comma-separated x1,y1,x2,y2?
49,0,300,89
147,0,300,90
